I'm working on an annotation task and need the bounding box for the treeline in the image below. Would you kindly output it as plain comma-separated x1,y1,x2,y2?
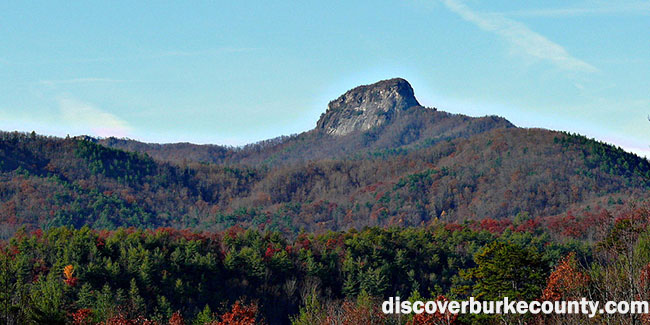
1,129,649,238
1,202,649,324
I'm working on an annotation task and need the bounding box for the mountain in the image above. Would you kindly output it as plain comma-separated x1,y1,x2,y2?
0,78,648,238
316,78,422,135
100,78,513,165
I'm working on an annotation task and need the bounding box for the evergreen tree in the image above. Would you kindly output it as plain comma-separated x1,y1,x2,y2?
463,241,547,300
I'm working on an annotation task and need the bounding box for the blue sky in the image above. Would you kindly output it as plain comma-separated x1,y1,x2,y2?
1,1,649,156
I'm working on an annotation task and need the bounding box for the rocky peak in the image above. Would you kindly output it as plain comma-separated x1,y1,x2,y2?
316,78,422,136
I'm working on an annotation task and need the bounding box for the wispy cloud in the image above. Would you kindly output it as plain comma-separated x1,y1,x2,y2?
500,2,650,18
58,96,131,137
440,0,597,72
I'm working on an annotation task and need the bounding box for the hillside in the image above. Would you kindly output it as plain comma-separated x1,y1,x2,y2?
1,77,649,238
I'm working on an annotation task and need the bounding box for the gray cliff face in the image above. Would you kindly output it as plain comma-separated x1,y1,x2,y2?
316,78,422,136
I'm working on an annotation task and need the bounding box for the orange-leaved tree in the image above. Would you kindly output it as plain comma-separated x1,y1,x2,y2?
217,301,264,325
63,264,78,287
541,252,590,301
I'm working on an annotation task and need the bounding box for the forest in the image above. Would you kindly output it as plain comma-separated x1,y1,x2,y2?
1,128,648,240
1,201,649,324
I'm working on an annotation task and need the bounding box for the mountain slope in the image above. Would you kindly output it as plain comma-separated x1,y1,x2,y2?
0,78,648,237
0,128,648,238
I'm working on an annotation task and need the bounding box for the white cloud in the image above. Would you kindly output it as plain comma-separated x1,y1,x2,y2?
58,97,131,138
440,0,597,72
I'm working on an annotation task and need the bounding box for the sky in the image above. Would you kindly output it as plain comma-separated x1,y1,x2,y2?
1,1,649,156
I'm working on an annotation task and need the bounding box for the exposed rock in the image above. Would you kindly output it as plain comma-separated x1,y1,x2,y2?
316,78,424,136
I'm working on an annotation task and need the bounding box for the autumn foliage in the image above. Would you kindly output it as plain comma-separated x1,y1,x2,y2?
63,264,78,287
71,308,93,325
408,296,458,325
0,203,649,323
217,301,263,325
541,253,590,301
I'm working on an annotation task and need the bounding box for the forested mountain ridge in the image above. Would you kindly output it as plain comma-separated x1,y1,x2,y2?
0,107,648,238
1,78,648,238
99,78,514,165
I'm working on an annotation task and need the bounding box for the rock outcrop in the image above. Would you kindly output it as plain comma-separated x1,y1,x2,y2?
316,78,424,136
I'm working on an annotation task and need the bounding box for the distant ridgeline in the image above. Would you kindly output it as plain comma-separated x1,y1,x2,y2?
0,78,648,237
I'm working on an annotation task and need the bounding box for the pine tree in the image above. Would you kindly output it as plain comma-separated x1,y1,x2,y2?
94,284,115,322
463,241,547,300
76,283,94,309
193,304,214,325
129,278,146,317
29,271,66,324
